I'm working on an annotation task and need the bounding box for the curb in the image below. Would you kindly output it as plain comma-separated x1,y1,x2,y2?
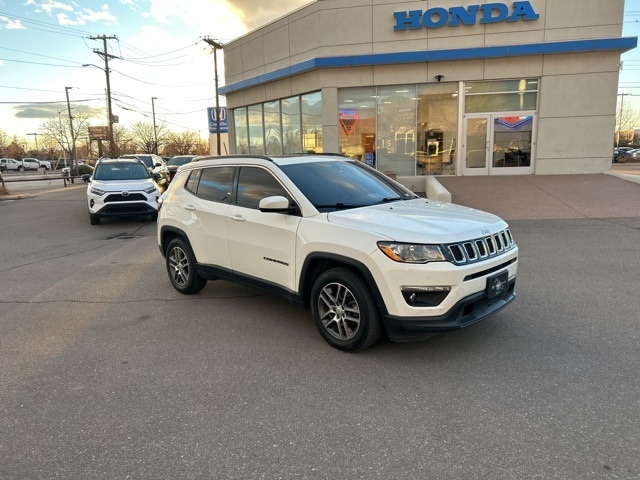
0,193,35,201
606,171,640,185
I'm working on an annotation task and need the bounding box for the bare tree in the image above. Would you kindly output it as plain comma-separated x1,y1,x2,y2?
615,97,640,147
40,112,93,162
0,129,9,155
163,131,201,156
130,121,168,154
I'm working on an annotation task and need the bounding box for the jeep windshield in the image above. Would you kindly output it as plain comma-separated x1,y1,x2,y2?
280,160,417,212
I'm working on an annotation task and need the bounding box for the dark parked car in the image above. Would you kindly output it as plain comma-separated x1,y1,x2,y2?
613,147,634,163
120,154,170,189
165,155,196,180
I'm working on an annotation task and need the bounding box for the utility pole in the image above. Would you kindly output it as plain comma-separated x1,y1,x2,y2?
151,97,158,155
65,87,77,172
27,132,39,159
88,35,118,157
202,37,223,155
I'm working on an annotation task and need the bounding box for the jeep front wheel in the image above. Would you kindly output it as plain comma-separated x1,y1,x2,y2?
310,268,382,351
166,238,207,294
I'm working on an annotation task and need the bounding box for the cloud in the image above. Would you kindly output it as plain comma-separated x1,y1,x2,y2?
25,0,118,26
144,0,310,42
0,15,26,29
227,0,311,30
13,103,104,119
56,6,118,26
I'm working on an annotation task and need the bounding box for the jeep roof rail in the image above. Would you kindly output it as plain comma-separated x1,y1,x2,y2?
192,154,275,162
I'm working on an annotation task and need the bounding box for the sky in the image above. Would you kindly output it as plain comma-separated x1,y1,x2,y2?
1,0,639,148
0,0,311,144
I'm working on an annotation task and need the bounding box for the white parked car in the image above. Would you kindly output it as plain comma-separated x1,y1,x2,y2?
86,158,161,225
0,158,22,171
157,154,518,351
38,159,52,170
21,158,43,170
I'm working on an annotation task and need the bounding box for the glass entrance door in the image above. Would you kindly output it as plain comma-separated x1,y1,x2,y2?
463,114,535,175
463,116,490,175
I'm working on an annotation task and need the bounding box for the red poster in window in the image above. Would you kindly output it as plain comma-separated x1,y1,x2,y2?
339,111,359,135
500,116,522,125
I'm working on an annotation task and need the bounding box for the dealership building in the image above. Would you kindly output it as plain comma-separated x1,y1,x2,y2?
218,0,637,180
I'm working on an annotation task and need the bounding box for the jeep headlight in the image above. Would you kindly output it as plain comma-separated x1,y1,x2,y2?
378,242,446,263
90,186,106,196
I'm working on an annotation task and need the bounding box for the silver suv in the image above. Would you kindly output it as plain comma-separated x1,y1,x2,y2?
157,154,518,351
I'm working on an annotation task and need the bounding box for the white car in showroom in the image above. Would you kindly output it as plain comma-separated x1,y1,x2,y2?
157,154,518,351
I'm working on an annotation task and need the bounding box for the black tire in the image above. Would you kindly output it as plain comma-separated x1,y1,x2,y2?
90,214,100,225
310,267,382,351
17,166,24,172
165,238,207,294
150,212,158,221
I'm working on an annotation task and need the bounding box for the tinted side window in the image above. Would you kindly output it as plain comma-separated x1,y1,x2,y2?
185,169,202,195
236,167,289,209
195,166,235,203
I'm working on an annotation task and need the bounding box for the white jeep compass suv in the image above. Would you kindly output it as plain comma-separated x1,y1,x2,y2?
157,154,517,351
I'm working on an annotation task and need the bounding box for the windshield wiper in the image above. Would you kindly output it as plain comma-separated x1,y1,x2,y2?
314,203,369,210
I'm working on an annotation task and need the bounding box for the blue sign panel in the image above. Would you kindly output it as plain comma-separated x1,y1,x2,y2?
208,107,228,134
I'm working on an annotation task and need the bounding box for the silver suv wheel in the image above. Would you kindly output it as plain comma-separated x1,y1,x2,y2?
166,238,207,294
311,268,382,351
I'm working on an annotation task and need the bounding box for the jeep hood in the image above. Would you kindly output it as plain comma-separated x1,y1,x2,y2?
326,198,506,243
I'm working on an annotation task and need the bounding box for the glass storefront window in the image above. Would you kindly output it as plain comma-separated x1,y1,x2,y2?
301,92,323,153
282,96,301,154
338,87,376,165
417,83,458,175
248,104,264,154
376,85,417,176
492,116,533,168
233,107,248,154
264,101,282,155
465,78,538,113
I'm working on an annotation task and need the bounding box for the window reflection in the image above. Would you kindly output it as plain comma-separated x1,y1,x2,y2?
282,96,301,154
233,107,248,154
248,104,264,154
264,101,282,155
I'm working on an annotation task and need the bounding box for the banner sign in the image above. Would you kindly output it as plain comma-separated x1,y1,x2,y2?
208,107,228,134
88,126,109,141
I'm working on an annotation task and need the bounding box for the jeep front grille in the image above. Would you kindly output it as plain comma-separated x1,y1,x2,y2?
446,228,515,265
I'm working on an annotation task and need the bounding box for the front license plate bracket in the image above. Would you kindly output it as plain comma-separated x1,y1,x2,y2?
486,270,509,299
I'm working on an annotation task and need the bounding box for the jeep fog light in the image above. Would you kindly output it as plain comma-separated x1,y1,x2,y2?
378,242,445,263
401,286,451,307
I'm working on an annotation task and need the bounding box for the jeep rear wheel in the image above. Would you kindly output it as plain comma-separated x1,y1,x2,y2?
311,268,382,351
166,238,207,294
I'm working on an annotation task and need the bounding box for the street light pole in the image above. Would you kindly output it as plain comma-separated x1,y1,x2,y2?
27,132,39,159
65,87,76,172
151,97,158,155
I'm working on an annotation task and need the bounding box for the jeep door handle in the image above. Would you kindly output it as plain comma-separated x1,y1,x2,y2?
183,204,196,211
230,214,246,222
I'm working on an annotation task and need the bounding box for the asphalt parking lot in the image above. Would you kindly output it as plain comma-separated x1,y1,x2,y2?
1,172,639,479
